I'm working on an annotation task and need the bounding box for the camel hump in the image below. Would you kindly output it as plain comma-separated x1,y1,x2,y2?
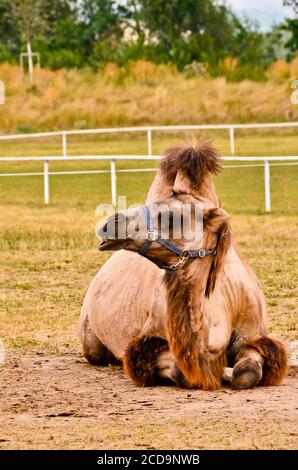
159,140,222,191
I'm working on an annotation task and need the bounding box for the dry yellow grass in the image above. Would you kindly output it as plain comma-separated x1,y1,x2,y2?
267,57,298,82
0,61,297,134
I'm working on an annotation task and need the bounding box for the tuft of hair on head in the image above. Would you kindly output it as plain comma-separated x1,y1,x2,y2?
159,140,222,191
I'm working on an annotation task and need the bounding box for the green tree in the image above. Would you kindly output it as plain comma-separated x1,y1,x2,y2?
283,19,298,58
127,0,240,68
13,0,47,81
0,0,21,61
0,0,289,76
79,0,122,66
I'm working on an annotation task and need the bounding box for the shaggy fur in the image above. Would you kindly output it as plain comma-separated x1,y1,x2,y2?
164,270,227,390
123,336,168,386
160,141,221,191
161,208,231,390
245,336,288,386
204,208,231,296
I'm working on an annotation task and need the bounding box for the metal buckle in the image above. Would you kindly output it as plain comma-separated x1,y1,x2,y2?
169,251,190,271
181,250,190,258
147,229,158,241
198,249,206,257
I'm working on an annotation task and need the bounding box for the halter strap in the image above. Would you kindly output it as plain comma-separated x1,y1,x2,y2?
137,205,216,271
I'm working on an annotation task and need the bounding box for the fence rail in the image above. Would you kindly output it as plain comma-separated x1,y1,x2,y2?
0,121,298,156
0,155,297,211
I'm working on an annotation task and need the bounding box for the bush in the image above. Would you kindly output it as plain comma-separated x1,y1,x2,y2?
43,49,85,70
183,61,208,78
17,124,34,134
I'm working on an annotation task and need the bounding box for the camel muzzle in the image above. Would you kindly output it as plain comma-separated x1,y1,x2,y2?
98,212,129,251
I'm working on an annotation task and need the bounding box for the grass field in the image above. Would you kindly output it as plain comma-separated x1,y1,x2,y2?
0,132,297,356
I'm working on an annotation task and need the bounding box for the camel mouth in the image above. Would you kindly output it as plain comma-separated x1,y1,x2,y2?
99,238,124,251
99,238,115,251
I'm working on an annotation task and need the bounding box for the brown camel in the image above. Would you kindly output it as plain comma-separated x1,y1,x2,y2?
79,142,287,390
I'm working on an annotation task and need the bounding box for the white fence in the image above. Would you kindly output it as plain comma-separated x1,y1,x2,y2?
0,121,298,156
0,155,297,212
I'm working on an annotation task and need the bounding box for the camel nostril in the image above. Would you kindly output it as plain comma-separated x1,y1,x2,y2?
98,212,129,241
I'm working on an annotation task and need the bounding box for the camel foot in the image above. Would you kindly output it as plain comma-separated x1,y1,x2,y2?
168,363,193,389
222,367,233,384
231,357,263,390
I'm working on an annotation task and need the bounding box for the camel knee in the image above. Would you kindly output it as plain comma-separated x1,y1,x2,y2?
123,336,192,388
232,336,288,389
123,335,169,386
245,336,288,386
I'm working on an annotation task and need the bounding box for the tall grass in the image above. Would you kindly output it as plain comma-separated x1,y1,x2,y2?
0,60,297,134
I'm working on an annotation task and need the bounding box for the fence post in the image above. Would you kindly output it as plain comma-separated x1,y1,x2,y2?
229,127,235,155
264,159,271,212
62,132,67,158
147,128,152,156
110,159,117,207
44,160,49,204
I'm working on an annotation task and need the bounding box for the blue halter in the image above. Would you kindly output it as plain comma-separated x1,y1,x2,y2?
138,205,216,271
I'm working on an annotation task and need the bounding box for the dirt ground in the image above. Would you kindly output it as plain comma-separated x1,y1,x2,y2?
0,351,297,450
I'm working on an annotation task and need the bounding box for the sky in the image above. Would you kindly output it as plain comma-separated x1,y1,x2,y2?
226,0,296,31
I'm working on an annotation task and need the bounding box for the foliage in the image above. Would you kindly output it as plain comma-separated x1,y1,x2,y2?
0,0,297,79
283,18,298,59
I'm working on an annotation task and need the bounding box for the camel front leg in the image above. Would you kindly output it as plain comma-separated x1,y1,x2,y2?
124,335,230,389
231,347,264,389
157,350,193,388
123,335,192,387
230,336,288,390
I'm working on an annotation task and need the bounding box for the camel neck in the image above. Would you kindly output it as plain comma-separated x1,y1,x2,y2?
163,256,212,328
175,255,213,296
163,255,223,390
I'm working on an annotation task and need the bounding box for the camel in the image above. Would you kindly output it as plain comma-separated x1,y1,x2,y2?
79,141,287,390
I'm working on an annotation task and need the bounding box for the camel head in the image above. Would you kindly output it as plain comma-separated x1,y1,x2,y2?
98,193,230,287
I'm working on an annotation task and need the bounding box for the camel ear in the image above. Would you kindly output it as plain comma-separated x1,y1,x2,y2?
204,208,231,297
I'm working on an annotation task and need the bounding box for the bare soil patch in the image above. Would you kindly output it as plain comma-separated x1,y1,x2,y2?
0,352,297,450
